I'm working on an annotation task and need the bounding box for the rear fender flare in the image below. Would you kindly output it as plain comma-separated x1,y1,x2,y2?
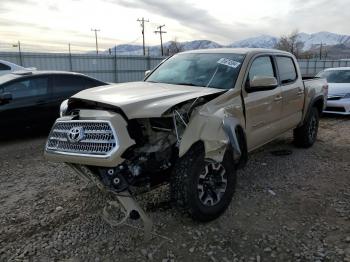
300,95,324,126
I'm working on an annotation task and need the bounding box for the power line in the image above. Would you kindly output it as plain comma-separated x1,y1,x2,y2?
154,24,167,56
137,17,149,56
91,28,100,54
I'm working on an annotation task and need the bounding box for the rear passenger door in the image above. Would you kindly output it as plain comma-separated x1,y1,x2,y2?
49,74,104,118
275,56,304,129
243,55,283,150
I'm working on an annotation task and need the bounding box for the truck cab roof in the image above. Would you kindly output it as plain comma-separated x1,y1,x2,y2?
181,48,292,56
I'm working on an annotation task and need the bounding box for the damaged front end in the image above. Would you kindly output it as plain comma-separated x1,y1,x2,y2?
44,91,244,239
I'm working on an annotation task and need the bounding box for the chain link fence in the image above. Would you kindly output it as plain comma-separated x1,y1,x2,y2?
0,52,164,83
1,50,350,82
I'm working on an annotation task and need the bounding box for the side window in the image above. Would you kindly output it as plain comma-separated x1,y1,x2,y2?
84,78,105,88
248,56,275,82
0,63,11,71
52,75,90,94
276,56,297,84
3,77,48,99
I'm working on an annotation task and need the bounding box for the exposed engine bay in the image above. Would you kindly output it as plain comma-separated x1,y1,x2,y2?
86,97,209,195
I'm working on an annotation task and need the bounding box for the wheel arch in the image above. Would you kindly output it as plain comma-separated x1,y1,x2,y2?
178,114,247,167
222,117,248,168
301,95,324,126
312,96,324,115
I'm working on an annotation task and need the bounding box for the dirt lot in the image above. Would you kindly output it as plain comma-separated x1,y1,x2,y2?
0,116,349,262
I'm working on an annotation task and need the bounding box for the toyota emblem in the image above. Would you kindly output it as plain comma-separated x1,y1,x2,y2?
67,126,85,143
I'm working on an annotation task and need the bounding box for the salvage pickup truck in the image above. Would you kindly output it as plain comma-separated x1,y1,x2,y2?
45,48,327,225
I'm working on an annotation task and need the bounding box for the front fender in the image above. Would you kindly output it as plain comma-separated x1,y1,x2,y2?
179,112,243,163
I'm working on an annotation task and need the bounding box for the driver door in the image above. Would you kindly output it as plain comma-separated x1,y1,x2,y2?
243,55,283,151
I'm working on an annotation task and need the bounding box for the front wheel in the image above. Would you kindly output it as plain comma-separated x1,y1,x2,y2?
170,144,236,222
293,107,319,148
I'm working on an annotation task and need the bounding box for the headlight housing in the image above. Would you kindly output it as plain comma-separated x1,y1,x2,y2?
59,99,69,117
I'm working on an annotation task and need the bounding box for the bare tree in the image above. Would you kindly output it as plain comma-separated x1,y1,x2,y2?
275,30,304,58
164,38,183,56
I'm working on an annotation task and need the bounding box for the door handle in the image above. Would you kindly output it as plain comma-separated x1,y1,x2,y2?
274,95,283,101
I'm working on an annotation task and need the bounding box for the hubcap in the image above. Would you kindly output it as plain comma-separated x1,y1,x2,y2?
197,162,227,206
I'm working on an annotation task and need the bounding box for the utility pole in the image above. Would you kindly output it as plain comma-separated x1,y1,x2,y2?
91,28,100,54
137,17,149,56
154,24,167,56
68,43,73,71
319,42,323,60
13,41,22,66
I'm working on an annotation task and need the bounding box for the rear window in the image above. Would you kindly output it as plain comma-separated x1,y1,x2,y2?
276,56,297,84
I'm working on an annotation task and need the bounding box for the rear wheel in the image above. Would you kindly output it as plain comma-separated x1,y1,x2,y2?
170,143,236,222
293,107,319,148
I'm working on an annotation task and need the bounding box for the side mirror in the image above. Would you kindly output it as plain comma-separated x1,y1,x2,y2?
247,76,278,92
145,70,151,77
0,92,12,105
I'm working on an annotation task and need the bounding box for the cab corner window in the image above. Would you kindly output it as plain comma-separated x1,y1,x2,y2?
276,56,297,84
3,77,48,99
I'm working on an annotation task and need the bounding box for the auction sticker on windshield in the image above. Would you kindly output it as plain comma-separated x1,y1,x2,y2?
217,58,241,68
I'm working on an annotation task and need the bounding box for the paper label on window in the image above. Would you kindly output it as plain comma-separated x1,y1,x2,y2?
217,58,241,68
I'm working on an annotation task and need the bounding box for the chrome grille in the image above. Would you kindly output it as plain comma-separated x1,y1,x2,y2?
46,121,118,156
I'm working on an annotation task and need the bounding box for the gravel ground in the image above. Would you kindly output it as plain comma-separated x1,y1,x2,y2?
0,116,349,262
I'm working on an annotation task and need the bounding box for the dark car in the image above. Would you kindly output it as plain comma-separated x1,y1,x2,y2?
0,71,107,133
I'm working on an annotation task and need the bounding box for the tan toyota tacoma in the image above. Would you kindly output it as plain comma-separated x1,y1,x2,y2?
45,48,328,226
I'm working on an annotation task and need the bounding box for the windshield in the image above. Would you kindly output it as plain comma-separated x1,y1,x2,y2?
317,70,350,83
146,53,245,89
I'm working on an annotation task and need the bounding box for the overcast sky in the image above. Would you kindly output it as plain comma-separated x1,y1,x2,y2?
0,0,349,51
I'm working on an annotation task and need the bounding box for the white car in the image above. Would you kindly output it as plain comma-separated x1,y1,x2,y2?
0,60,35,77
317,67,350,115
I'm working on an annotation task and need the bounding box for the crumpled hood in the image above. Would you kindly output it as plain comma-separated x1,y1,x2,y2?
73,81,225,118
328,83,350,95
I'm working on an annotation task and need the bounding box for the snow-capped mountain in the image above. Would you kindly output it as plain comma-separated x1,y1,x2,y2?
296,32,350,50
228,35,278,49
181,40,222,50
230,32,350,51
107,40,222,56
105,32,350,56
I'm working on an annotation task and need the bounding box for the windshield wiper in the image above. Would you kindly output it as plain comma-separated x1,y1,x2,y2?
175,82,200,87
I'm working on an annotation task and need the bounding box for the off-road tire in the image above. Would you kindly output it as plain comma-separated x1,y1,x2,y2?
170,143,236,222
293,107,319,148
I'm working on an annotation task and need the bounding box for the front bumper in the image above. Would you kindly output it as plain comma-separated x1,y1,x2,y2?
324,98,350,115
44,110,135,167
